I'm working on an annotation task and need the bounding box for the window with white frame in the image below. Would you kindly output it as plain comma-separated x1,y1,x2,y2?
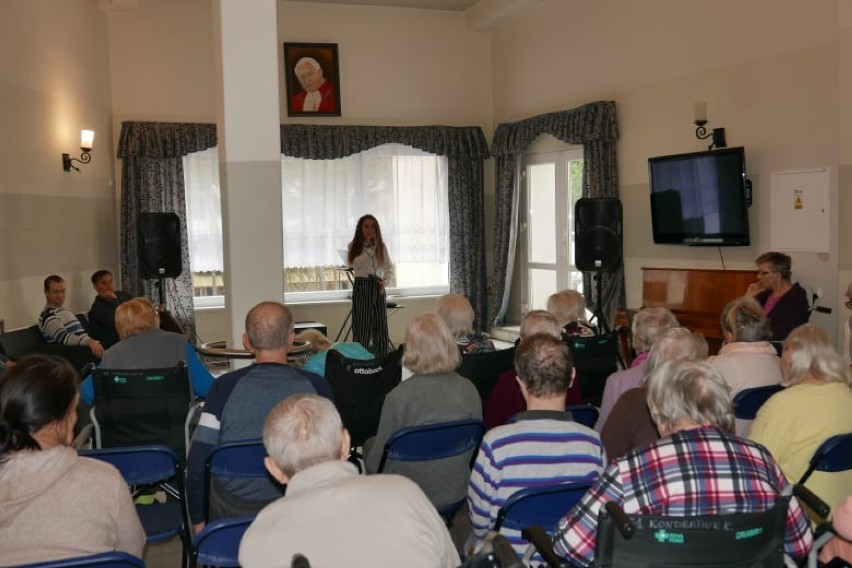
521,147,585,311
183,144,450,305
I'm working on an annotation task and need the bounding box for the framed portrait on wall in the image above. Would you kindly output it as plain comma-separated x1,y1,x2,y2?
283,42,341,117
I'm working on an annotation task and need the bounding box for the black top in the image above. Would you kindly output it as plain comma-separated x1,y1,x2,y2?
88,290,134,348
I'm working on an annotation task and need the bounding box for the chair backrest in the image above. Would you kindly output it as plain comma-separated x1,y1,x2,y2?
565,333,620,407
798,432,852,485
204,439,269,523
457,346,517,409
377,418,486,473
593,496,790,567
92,363,191,456
325,346,403,447
0,325,45,359
495,480,594,533
565,404,600,429
193,515,255,568
17,552,145,568
81,444,183,486
732,385,784,420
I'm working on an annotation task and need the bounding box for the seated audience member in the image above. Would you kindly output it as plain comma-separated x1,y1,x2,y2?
239,394,459,567
553,359,813,566
80,297,214,404
468,333,605,557
364,313,481,509
87,269,133,348
600,327,707,460
547,290,596,339
435,293,495,355
38,274,103,361
484,310,580,430
746,251,810,341
749,324,852,514
0,355,144,564
296,328,372,378
709,297,782,436
596,307,679,432
187,302,332,534
820,495,852,565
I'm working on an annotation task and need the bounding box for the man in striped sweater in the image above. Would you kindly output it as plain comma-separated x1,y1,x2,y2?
467,333,606,557
38,275,103,359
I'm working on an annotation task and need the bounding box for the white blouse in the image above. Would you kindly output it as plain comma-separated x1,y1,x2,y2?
348,242,394,284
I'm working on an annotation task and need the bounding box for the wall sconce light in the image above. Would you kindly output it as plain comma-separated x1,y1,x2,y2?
62,129,94,172
693,102,726,151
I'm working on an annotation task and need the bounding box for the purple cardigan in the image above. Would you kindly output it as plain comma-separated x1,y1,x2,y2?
756,282,810,341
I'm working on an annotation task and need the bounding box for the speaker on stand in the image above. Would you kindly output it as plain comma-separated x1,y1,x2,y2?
574,197,623,333
137,212,183,307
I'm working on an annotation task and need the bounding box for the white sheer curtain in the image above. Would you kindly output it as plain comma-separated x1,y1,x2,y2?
183,144,449,282
183,148,223,272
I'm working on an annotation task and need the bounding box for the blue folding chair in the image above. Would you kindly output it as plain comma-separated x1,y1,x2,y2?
17,552,145,568
732,384,783,420
80,445,189,567
798,432,852,485
377,418,486,523
203,439,271,523
191,515,255,568
565,404,600,429
494,480,594,563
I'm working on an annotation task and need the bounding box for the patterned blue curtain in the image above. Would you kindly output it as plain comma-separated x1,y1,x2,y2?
489,101,624,328
117,122,218,342
117,122,491,334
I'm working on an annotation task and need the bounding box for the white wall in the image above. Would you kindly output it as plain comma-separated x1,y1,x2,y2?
0,0,116,329
489,0,847,342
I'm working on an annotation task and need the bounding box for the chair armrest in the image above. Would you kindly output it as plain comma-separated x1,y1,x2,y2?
793,483,831,520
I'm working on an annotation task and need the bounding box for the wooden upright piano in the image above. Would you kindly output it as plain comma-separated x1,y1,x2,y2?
633,267,756,355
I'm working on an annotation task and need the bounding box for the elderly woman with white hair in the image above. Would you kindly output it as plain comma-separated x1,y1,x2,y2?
363,313,481,510
599,326,708,460
547,290,596,339
553,359,813,566
750,324,852,514
596,307,679,432
435,294,494,355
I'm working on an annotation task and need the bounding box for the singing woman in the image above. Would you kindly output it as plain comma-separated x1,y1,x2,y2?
347,214,393,358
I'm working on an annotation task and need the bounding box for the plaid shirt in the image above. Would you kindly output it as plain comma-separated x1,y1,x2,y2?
553,426,813,566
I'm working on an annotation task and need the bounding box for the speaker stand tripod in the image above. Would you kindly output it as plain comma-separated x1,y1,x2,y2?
589,272,611,335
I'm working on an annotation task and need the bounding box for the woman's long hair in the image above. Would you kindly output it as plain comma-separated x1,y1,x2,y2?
347,214,386,266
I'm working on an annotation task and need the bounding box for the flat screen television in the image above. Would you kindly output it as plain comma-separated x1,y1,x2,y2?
648,147,750,246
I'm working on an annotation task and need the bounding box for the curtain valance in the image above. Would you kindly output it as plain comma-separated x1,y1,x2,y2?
117,122,217,159
490,100,618,156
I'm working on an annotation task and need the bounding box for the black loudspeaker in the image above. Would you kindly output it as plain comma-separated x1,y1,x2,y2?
575,197,622,272
138,212,183,278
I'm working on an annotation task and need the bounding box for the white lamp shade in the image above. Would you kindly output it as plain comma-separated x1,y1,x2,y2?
80,129,95,150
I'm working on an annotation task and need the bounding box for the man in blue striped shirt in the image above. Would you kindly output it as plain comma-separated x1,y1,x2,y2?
467,333,605,557
38,275,103,359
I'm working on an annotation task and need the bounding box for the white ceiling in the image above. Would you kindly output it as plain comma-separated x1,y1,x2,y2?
291,0,481,11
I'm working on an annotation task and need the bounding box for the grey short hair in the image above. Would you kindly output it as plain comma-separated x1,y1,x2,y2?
435,294,476,336
646,359,734,434
720,297,772,342
546,290,587,326
644,327,708,385
402,313,460,374
514,333,572,398
263,394,343,478
520,310,561,341
245,302,294,351
781,324,852,387
631,307,679,353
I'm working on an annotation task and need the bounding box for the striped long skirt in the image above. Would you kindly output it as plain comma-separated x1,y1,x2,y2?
352,277,389,359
